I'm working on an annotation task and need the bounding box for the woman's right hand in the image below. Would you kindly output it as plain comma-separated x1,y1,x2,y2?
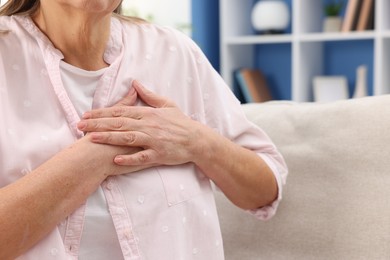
79,134,151,177
80,85,159,176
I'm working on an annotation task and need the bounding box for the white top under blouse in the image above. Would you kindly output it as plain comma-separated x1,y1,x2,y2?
60,61,123,259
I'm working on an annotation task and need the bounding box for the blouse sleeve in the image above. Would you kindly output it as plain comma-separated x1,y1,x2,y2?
179,32,288,221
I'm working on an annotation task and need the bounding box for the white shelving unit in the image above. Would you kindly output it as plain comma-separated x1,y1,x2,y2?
220,0,390,102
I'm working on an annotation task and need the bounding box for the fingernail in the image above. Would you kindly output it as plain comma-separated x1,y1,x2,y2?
82,112,91,119
90,132,101,141
114,156,124,164
133,80,142,88
77,121,87,130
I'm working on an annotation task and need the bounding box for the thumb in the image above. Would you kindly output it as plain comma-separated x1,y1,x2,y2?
113,86,137,107
133,80,175,108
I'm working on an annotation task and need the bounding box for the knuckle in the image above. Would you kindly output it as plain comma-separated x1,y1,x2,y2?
123,132,136,144
94,110,104,118
112,107,125,117
138,152,150,163
113,118,125,129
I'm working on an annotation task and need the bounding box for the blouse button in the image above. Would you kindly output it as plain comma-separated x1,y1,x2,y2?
192,248,198,255
106,181,113,190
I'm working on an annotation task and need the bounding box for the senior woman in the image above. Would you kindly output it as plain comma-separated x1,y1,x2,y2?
0,0,287,259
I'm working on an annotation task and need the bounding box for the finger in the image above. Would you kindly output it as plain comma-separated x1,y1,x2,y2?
81,106,149,120
89,131,151,147
114,149,158,166
77,117,140,132
133,80,175,108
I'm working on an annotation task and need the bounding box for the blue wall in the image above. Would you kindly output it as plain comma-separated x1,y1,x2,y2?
324,40,374,97
256,44,292,100
191,0,220,72
191,0,374,101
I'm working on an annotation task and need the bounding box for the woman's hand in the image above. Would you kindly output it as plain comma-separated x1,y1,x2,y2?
0,84,152,260
78,80,278,210
79,84,147,176
77,80,204,167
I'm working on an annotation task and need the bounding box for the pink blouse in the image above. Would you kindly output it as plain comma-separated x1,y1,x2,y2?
0,15,288,260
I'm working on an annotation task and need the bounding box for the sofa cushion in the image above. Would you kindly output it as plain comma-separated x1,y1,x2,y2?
215,95,390,259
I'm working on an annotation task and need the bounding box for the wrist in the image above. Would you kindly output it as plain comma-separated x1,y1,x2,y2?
190,123,220,171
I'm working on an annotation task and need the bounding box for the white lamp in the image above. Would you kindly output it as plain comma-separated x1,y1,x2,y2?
251,0,290,34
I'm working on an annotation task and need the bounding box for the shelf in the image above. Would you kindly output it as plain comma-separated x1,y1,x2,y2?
225,32,377,45
299,32,376,42
220,0,389,102
225,35,293,45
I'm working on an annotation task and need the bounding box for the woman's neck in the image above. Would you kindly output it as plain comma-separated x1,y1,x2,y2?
32,3,111,71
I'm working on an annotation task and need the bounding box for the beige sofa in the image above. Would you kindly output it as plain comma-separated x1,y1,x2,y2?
215,95,390,260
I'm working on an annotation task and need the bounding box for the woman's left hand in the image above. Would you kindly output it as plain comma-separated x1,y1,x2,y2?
77,80,204,166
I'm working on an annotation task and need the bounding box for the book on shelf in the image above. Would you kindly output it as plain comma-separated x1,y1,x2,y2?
366,3,375,30
356,0,374,31
341,0,363,32
234,68,272,103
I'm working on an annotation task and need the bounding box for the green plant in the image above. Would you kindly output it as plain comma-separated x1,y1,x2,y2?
324,0,344,17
